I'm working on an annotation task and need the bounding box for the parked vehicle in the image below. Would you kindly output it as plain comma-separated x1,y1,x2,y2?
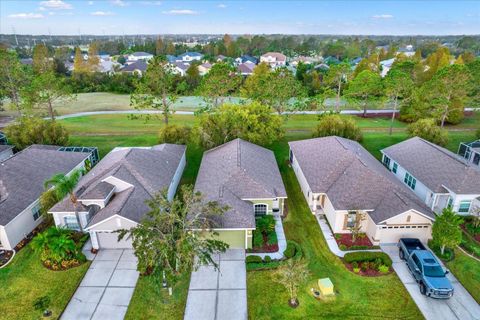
398,238,454,299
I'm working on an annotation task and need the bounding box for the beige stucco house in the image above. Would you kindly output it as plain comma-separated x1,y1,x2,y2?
289,137,435,245
49,144,186,249
0,145,92,250
194,139,287,249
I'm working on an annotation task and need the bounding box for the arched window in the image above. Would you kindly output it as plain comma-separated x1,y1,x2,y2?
254,204,267,216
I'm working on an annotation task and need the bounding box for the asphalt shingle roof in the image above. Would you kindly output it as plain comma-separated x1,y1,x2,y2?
50,144,186,226
382,137,480,194
195,139,286,229
289,137,434,223
0,145,90,226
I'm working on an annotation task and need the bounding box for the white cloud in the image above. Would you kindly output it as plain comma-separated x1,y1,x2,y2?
162,9,198,15
217,4,227,8
88,1,94,5
8,13,44,19
91,11,115,16
372,14,394,19
140,1,162,5
110,0,128,6
39,0,72,10
38,7,46,11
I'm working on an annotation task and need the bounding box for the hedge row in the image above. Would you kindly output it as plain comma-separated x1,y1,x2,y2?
246,240,303,271
344,251,392,267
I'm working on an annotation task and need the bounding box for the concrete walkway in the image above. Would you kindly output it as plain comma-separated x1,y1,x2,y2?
61,249,139,320
382,245,480,320
315,215,381,257
246,214,287,259
184,249,247,320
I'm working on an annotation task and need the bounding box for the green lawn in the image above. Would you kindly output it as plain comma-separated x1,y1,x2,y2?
445,249,480,304
125,272,191,320
0,244,90,320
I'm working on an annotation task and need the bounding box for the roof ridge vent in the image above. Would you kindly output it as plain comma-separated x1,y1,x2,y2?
237,139,241,167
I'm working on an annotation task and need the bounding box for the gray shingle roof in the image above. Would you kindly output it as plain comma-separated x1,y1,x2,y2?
50,144,186,226
0,145,90,226
289,137,434,223
195,139,286,229
382,137,480,194
121,60,148,73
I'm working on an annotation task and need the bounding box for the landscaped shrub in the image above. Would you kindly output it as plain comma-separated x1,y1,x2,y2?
428,240,455,261
339,244,347,251
264,255,272,263
257,215,276,233
407,118,448,147
283,240,302,259
378,265,389,274
267,231,278,245
246,255,263,264
343,252,392,267
312,114,363,142
253,229,263,248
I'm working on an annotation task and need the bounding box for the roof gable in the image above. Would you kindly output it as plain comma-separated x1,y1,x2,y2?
382,137,480,194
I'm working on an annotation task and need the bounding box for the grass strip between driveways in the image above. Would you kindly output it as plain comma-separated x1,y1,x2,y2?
0,244,90,320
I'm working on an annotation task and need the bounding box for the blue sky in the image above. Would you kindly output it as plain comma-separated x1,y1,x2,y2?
1,0,479,35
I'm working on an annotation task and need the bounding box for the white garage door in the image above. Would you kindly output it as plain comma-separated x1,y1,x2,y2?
97,232,133,249
378,225,431,244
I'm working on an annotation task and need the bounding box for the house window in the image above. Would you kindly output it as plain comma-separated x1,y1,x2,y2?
382,155,391,169
254,204,267,216
458,201,471,213
32,204,41,221
447,197,453,208
392,163,398,174
404,172,416,190
346,211,356,228
64,216,80,230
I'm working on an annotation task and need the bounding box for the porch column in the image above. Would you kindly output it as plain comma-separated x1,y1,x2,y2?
90,231,99,250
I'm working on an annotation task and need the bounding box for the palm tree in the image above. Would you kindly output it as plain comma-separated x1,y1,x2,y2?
44,169,83,231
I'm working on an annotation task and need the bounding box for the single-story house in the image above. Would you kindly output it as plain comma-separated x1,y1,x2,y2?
49,144,186,250
177,52,203,62
289,137,435,245
198,62,212,76
194,139,287,249
120,60,148,76
237,62,255,76
260,52,287,67
127,52,154,61
458,139,480,169
171,61,189,76
382,137,480,215
235,55,258,65
0,145,93,250
0,145,13,162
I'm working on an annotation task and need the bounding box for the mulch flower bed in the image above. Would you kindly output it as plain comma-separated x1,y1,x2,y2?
248,233,279,253
0,250,14,267
42,258,83,271
335,233,374,248
461,223,480,243
345,263,392,277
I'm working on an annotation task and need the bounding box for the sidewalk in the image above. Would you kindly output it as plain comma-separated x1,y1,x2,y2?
315,215,381,258
246,214,287,259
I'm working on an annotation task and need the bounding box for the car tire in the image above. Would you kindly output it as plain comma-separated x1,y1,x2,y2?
399,249,405,260
419,283,426,295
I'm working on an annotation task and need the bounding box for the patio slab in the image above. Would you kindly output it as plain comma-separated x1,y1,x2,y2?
80,267,115,287
188,265,219,290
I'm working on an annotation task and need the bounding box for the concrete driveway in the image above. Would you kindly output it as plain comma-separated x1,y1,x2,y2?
61,249,139,320
184,249,247,320
382,245,480,320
